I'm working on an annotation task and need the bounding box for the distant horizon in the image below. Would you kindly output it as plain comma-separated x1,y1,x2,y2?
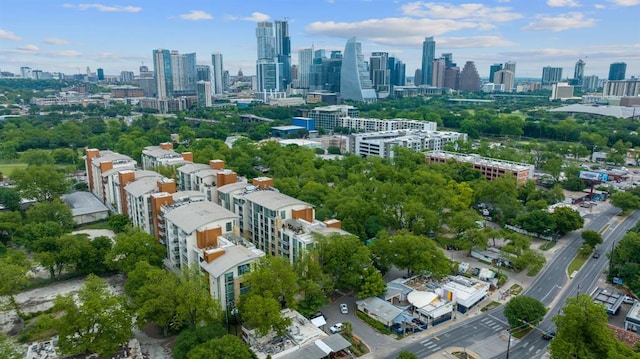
1,1,639,79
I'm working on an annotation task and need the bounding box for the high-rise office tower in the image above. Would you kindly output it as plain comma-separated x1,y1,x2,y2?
196,65,211,82
20,66,32,79
340,37,377,102
120,71,134,83
421,37,435,86
489,63,503,83
414,69,422,86
196,80,212,107
211,53,224,94
459,61,481,92
582,75,599,91
431,58,446,88
503,61,516,78
542,66,563,87
139,64,153,79
442,53,454,68
393,59,406,86
494,69,514,92
444,66,460,90
370,52,390,93
97,68,104,81
574,59,585,86
169,51,197,96
140,65,148,73
275,20,291,89
297,48,313,89
608,62,627,81
153,49,173,98
256,22,278,92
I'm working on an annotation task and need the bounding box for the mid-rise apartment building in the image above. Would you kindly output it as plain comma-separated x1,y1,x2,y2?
85,149,137,212
351,130,467,159
125,174,176,234
306,105,359,130
141,142,193,170
425,150,534,185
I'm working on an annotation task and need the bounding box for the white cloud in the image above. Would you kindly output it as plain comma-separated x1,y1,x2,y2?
594,3,607,8
17,44,39,52
440,36,517,48
178,10,213,21
52,50,82,57
243,12,270,22
306,17,490,42
43,38,70,45
399,2,522,22
608,0,640,5
523,12,597,32
62,3,141,13
0,29,21,41
547,0,581,7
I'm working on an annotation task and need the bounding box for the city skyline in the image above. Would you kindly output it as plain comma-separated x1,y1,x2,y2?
1,0,639,79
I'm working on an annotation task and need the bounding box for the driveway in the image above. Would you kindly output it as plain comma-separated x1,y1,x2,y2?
321,293,397,353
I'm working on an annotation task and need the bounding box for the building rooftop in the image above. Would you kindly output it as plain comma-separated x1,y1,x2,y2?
216,180,251,195
549,104,638,119
426,150,533,172
124,174,163,197
91,151,134,166
164,201,237,233
199,244,264,278
61,191,109,216
244,190,310,210
141,147,182,158
177,163,210,174
592,287,624,314
626,301,640,324
442,276,489,302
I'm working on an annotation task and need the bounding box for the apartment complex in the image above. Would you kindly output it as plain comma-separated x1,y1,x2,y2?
425,150,534,184
141,142,193,170
352,130,467,159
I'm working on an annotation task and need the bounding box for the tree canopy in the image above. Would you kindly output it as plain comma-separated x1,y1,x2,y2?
503,295,546,329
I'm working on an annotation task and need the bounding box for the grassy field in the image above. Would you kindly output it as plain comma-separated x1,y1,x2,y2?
0,162,28,176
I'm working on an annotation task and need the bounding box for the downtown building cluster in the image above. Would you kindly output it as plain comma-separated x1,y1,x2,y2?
84,143,350,311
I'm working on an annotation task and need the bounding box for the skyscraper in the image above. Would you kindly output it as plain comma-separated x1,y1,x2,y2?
340,37,377,103
608,62,627,81
97,68,104,81
414,69,422,86
442,53,454,68
370,52,390,93
574,59,585,85
211,53,224,94
256,22,277,92
275,20,291,89
297,48,313,89
431,58,446,88
196,65,211,82
503,61,516,78
444,66,460,90
459,61,481,92
196,80,212,107
489,63,503,83
541,66,563,87
494,69,514,92
153,49,173,98
421,37,435,86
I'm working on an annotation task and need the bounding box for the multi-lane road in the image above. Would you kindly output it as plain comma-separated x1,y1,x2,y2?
383,207,639,359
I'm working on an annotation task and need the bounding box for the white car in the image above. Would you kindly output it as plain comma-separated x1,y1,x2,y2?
624,296,636,304
330,322,343,334
340,303,349,314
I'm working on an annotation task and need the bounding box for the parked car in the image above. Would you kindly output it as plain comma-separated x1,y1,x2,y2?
624,296,636,304
330,323,343,334
542,331,556,340
471,267,480,276
340,303,349,314
310,311,324,319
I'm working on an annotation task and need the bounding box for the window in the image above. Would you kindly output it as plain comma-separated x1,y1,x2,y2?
226,222,232,232
237,263,250,276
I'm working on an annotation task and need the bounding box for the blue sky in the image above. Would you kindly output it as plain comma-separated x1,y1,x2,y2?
1,0,639,79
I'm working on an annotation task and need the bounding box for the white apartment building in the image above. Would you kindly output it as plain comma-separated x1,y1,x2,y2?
125,174,176,235
306,105,360,130
141,142,193,170
163,200,239,270
351,130,467,159
85,149,137,212
177,160,239,200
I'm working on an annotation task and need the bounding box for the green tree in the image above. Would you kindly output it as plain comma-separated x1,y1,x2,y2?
516,210,556,238
371,231,451,278
105,229,166,273
244,256,299,309
581,230,603,248
318,234,372,291
33,234,89,280
0,248,31,316
25,199,74,232
187,335,258,359
172,323,226,359
397,351,419,359
552,207,584,234
11,165,69,201
0,188,21,212
0,333,21,359
108,214,131,233
239,294,291,337
503,295,546,329
358,266,386,298
610,191,640,212
550,294,637,358
20,149,55,166
54,275,133,357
